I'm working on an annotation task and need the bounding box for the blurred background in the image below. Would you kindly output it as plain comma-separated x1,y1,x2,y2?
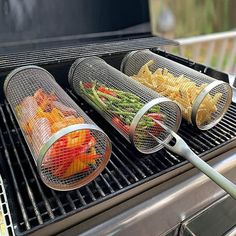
0,0,235,74
149,0,236,75
150,0,236,38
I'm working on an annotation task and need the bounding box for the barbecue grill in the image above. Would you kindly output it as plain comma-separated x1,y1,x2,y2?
0,37,236,235
0,6,236,235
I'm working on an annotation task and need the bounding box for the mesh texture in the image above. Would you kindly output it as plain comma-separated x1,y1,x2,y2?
4,66,111,191
69,56,181,154
121,50,232,130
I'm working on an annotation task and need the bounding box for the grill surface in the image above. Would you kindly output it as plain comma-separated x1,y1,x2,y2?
0,46,235,235
0,88,236,235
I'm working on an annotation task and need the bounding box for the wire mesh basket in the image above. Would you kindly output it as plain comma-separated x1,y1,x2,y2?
4,65,111,191
121,50,232,130
68,56,182,154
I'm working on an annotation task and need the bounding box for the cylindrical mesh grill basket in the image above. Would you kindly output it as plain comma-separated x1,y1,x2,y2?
4,65,111,191
121,49,232,130
69,56,182,154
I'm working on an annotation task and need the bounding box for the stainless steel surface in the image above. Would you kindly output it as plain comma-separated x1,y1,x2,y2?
129,97,181,154
225,226,236,236
180,194,236,236
121,49,232,130
69,56,181,154
191,80,231,129
70,147,236,236
4,65,111,191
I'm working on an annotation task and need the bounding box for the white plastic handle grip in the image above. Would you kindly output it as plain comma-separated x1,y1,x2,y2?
150,120,236,199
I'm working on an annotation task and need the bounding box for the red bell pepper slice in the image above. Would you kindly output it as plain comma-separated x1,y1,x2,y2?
83,82,93,89
98,86,117,97
146,113,166,121
48,130,97,178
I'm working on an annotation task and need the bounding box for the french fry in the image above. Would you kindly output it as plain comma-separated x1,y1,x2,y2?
131,60,222,126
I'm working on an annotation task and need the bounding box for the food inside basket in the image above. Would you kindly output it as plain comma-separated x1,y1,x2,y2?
80,80,165,138
15,89,100,179
130,60,222,126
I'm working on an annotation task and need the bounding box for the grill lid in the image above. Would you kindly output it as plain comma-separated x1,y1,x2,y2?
0,0,177,55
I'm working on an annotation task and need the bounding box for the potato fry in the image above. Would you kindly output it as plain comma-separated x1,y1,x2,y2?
131,60,222,126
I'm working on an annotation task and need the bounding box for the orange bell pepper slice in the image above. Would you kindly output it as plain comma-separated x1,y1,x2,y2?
36,107,63,125
50,108,64,121
64,116,85,125
78,153,101,165
51,116,85,133
51,121,67,133
66,130,88,148
62,158,89,178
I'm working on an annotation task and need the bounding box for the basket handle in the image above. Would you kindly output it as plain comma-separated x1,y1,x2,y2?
150,120,236,199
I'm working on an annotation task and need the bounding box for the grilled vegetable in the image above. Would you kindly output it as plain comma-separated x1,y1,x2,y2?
52,101,77,116
32,118,52,155
17,89,98,179
80,80,164,134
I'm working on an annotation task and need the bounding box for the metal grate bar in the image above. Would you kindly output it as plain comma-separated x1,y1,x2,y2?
112,144,147,179
219,119,236,134
0,37,176,69
98,174,115,193
4,102,55,220
76,190,87,206
112,142,154,176
112,153,139,182
93,180,106,198
0,129,30,230
0,106,44,226
137,160,154,175
185,129,216,148
142,158,161,172
216,123,236,137
177,129,207,153
152,155,168,169
104,167,123,190
50,190,66,215
85,186,96,202
204,130,224,145
108,159,131,185
165,150,182,163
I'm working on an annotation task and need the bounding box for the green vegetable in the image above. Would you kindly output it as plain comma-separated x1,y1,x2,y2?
80,80,163,131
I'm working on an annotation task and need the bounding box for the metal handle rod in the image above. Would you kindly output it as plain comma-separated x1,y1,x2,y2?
150,120,236,199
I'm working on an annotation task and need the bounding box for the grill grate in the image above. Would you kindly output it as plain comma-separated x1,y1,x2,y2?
0,91,236,235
